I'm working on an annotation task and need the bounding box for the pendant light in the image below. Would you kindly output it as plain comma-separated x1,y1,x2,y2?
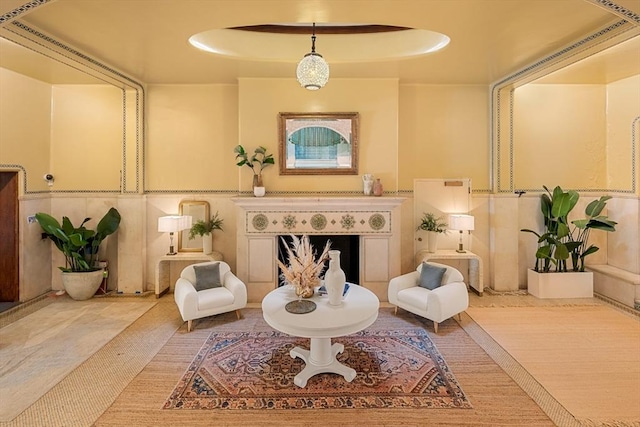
296,23,330,90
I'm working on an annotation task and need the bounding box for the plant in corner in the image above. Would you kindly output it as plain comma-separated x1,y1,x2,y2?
234,145,275,189
35,207,121,300
521,185,617,273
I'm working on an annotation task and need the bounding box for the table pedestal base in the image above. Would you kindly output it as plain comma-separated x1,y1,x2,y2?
289,337,357,387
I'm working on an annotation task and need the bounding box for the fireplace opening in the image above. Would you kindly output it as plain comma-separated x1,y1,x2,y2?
277,235,359,286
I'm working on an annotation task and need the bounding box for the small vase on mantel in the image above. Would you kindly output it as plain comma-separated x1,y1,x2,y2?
253,173,265,197
373,178,383,196
325,250,346,306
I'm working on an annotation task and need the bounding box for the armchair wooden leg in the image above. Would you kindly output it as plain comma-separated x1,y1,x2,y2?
235,309,241,320
433,321,439,334
394,306,398,315
187,320,193,333
456,313,462,321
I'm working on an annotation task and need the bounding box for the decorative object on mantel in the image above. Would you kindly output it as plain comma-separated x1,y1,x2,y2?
188,212,224,255
448,214,474,253
362,174,374,195
373,178,383,196
277,234,331,299
417,212,448,253
324,250,346,306
234,145,275,197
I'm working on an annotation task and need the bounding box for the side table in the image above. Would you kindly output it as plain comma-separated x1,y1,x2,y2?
155,252,223,297
416,249,484,295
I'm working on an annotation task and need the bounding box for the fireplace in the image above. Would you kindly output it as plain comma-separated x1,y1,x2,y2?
232,196,405,303
277,234,360,285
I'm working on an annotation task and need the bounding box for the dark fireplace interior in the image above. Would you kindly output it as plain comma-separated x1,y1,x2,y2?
277,235,359,286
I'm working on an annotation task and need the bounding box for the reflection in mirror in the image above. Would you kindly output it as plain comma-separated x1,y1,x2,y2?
278,112,359,175
178,200,210,252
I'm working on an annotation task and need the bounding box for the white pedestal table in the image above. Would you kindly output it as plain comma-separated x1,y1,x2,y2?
261,284,379,387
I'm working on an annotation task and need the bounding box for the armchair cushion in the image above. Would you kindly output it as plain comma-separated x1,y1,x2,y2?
419,262,446,290
194,262,222,291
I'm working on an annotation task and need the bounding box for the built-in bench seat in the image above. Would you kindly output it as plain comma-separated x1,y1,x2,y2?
588,264,640,310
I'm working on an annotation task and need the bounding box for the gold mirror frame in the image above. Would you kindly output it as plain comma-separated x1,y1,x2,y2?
178,200,210,252
278,112,359,175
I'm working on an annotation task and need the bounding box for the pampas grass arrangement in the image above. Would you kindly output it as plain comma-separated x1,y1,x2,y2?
277,235,331,298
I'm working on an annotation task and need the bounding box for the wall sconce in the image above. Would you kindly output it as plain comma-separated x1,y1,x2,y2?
158,215,192,255
448,214,474,253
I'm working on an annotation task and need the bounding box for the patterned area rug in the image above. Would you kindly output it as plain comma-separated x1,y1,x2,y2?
164,328,472,410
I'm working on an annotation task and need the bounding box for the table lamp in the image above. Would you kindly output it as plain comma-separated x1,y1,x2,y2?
448,214,474,253
158,215,192,255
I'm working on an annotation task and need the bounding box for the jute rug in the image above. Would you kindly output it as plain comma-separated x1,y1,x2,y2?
163,328,471,410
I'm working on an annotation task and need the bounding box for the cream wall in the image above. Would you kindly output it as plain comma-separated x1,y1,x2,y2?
238,78,399,193
0,68,51,192
146,84,239,191
513,84,607,190
398,84,490,192
606,75,640,193
50,85,122,191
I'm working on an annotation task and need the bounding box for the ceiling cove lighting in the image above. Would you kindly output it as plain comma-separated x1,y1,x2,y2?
296,23,329,90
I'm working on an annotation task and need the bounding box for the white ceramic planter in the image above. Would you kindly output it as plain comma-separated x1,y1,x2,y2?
202,234,213,254
61,269,104,300
427,231,439,253
527,269,593,299
253,186,265,197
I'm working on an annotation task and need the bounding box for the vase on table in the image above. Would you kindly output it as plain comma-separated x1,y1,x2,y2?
427,231,439,253
202,234,213,254
325,250,346,306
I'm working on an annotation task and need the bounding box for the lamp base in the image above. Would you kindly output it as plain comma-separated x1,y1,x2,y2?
166,245,177,256
456,243,466,253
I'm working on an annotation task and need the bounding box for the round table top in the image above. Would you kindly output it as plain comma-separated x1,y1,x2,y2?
261,284,380,339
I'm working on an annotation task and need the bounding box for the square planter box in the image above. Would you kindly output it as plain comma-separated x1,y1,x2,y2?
527,269,593,299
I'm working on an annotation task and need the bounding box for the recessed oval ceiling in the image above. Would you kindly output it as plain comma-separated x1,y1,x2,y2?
189,24,450,63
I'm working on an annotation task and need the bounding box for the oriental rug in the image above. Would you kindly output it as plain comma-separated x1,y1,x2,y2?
163,328,472,410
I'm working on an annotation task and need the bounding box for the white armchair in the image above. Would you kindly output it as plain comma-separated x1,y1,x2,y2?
174,261,247,332
388,261,469,333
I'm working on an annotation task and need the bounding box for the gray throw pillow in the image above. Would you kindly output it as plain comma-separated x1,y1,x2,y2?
419,262,447,290
193,262,222,291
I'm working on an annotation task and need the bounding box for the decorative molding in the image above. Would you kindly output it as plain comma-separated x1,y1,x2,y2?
244,210,391,235
0,0,50,25
589,0,640,25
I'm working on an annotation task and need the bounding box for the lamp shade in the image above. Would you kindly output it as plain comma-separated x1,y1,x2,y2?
448,214,475,231
158,215,192,233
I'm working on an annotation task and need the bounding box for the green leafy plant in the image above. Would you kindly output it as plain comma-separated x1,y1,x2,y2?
521,185,616,273
234,145,275,186
417,212,448,233
188,212,224,239
35,208,121,272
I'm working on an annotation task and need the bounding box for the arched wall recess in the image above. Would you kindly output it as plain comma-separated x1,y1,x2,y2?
0,20,145,194
490,19,640,194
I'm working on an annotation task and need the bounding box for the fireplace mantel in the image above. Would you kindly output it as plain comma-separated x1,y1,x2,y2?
232,196,405,211
232,196,405,303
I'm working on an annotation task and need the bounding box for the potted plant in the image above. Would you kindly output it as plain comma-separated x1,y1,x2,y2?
417,212,447,253
234,145,275,196
35,207,121,300
188,211,224,254
521,185,616,298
